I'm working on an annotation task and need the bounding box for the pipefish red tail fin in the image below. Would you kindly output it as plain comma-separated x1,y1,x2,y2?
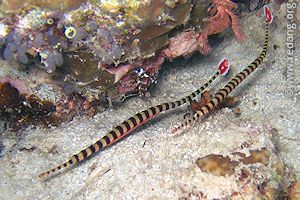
264,5,273,24
171,6,273,134
39,60,229,179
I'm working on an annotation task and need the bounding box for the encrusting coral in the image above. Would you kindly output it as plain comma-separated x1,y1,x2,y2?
196,148,271,176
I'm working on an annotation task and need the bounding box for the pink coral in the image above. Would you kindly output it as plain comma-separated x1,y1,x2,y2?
197,0,245,54
0,77,29,94
106,63,136,84
162,31,198,59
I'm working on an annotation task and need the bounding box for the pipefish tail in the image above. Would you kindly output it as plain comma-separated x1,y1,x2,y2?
38,60,229,179
171,5,273,134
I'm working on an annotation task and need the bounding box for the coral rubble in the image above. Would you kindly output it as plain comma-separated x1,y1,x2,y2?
196,148,271,176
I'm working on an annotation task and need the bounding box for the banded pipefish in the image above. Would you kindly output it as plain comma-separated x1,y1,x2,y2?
171,6,273,134
39,59,230,178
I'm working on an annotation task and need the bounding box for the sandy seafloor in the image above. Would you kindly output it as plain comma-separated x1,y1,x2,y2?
0,4,299,200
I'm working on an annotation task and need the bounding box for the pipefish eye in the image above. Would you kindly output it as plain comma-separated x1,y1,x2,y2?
47,18,54,25
65,26,77,39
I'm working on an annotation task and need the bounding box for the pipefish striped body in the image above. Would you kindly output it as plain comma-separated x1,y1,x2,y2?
39,60,229,178
171,6,273,134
